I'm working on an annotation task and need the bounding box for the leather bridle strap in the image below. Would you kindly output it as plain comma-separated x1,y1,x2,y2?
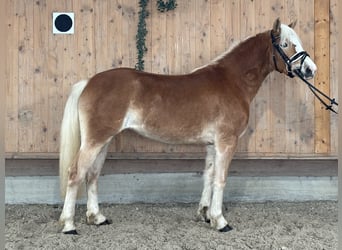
271,31,309,78
271,31,338,114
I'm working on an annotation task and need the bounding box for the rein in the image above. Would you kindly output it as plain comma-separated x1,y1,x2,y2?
271,32,338,114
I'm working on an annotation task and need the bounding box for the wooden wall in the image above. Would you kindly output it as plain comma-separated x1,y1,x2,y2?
5,0,338,159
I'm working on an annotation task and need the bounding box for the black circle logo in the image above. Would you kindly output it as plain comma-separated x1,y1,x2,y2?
54,14,73,32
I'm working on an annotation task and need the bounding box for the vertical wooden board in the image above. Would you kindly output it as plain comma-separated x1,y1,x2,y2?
107,0,123,69
314,0,330,154
179,0,196,74
253,0,272,154
5,0,19,153
150,1,167,73
225,0,241,50
284,0,300,154
194,0,210,69
120,0,137,68
210,0,225,60
237,0,256,155
296,0,315,154
142,0,152,73
62,0,78,104
32,0,49,152
165,4,177,74
268,0,287,154
18,0,34,152
329,0,338,155
46,1,68,153
115,0,139,152
94,0,109,73
106,0,124,153
76,0,96,78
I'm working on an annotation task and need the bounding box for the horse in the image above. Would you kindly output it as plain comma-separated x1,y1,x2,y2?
59,18,317,234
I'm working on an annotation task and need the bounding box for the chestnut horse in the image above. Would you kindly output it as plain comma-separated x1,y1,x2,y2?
59,19,317,234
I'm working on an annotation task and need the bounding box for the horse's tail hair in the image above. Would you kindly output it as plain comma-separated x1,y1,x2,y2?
59,79,88,199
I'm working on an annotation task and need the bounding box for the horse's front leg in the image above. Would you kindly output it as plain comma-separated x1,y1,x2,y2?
209,137,237,232
198,144,215,222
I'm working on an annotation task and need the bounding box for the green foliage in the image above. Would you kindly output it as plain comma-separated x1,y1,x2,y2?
135,0,149,71
156,0,177,12
135,0,177,71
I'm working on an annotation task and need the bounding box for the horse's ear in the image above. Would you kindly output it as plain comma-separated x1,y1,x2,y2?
272,18,281,35
288,20,297,29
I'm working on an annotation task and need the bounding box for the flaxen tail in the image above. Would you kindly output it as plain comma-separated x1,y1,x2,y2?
59,80,88,199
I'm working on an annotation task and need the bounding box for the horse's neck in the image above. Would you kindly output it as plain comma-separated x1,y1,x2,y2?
220,31,274,103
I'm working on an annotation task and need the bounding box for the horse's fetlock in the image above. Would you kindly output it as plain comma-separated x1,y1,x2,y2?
86,213,96,224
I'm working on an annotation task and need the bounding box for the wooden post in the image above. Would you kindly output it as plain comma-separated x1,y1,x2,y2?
314,0,330,154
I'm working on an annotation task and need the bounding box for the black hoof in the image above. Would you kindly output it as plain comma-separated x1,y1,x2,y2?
97,219,112,226
205,218,211,224
63,229,78,235
218,224,233,232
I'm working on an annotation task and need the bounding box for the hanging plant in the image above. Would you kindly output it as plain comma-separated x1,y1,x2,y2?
156,0,177,12
135,0,177,71
135,0,149,71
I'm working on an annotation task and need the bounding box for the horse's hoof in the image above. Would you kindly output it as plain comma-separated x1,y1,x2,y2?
97,219,112,226
63,229,78,235
218,224,233,232
205,218,211,224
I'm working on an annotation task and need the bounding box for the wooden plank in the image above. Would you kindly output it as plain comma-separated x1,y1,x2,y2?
106,0,123,153
165,3,178,74
5,158,338,177
94,0,109,73
107,0,123,69
150,0,167,74
194,0,210,68
314,0,330,153
253,0,272,154
120,0,137,68
329,0,338,156
284,0,300,154
238,0,256,154
180,0,196,74
268,0,287,154
210,0,225,60
62,1,78,108
5,0,19,153
225,0,240,49
32,0,48,152
46,1,67,153
297,0,315,154
18,0,34,152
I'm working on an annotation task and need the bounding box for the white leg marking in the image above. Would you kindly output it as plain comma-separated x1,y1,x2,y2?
209,139,237,230
198,145,215,221
60,184,79,232
59,144,104,233
86,144,109,225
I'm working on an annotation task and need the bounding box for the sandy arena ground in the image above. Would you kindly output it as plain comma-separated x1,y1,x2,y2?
5,201,337,250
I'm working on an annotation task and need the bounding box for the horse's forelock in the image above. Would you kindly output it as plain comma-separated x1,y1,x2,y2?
280,24,303,49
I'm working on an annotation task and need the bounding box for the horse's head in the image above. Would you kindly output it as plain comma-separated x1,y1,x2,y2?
271,18,317,79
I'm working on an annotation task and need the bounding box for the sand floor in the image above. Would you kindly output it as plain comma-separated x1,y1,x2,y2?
5,201,337,250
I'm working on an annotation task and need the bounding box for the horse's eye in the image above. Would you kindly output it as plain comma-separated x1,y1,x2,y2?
281,42,288,48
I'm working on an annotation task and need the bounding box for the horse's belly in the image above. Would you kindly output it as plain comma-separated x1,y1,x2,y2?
121,108,213,145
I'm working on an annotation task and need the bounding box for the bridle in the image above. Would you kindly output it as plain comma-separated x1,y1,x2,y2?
271,31,338,114
271,31,309,78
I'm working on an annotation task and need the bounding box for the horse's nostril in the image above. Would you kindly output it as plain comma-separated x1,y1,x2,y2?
305,67,312,76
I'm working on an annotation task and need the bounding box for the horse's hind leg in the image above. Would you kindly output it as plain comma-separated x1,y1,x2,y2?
198,145,215,222
60,142,107,234
86,141,111,226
